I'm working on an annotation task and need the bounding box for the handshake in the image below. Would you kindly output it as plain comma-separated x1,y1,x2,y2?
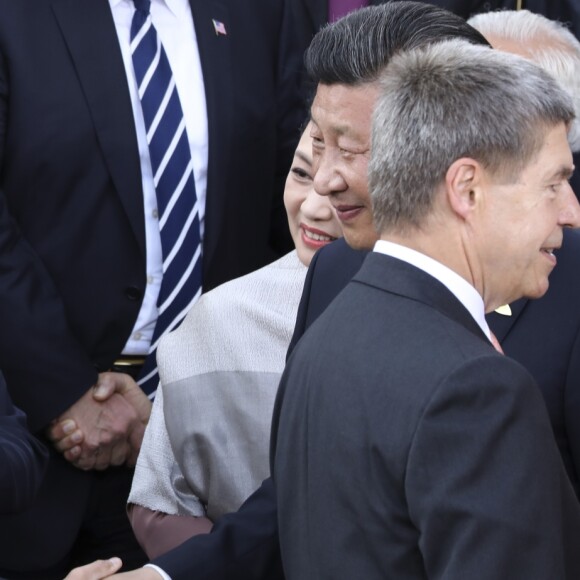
47,372,152,471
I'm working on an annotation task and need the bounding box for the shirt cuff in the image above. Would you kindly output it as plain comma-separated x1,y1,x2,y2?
144,563,172,580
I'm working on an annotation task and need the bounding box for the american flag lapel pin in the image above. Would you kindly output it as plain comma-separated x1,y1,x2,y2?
212,19,227,36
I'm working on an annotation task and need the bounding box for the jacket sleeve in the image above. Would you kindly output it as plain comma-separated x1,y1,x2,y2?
0,374,48,514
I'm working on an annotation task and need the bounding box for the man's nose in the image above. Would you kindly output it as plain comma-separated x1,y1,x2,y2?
313,151,347,197
560,182,580,228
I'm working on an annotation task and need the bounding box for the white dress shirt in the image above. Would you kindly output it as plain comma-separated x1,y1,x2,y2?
109,0,208,355
374,239,492,341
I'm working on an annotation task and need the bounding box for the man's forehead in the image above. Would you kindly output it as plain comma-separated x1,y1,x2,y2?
310,82,379,135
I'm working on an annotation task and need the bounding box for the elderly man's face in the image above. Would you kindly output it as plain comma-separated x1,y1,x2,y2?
474,123,579,308
310,82,380,250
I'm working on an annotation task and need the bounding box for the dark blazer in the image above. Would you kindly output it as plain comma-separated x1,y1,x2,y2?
0,0,303,570
0,374,47,515
272,252,580,579
295,233,580,496
154,230,580,579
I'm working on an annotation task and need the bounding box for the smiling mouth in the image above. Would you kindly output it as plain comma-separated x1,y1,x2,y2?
333,204,365,222
541,247,558,265
300,225,337,247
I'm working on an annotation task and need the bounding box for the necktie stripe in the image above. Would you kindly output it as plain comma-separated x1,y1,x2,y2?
130,18,151,55
161,204,199,271
146,78,175,142
160,224,201,285
140,70,177,131
131,1,202,396
153,118,186,186
158,161,194,229
159,244,201,312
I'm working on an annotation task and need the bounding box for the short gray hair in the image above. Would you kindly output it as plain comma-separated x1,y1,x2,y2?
468,10,580,151
369,39,575,234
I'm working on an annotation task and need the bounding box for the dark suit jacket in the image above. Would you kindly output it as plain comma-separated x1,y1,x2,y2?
295,234,580,496
0,0,303,569
272,252,580,578
154,231,580,579
0,374,47,515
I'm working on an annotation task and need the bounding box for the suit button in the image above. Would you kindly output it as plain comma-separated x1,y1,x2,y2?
125,286,143,301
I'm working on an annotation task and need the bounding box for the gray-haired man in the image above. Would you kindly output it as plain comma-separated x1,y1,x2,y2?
273,39,580,579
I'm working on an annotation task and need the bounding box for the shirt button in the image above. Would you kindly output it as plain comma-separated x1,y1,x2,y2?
133,332,142,340
152,209,159,219
147,275,154,285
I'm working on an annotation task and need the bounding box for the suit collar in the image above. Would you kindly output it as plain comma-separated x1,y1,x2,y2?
354,252,489,343
109,0,186,17
52,0,146,257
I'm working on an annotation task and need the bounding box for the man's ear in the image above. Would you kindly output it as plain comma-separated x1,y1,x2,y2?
444,158,482,220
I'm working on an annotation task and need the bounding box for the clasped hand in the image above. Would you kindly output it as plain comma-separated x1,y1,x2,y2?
47,372,152,470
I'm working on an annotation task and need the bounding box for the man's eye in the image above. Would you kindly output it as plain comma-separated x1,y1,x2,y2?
291,168,312,181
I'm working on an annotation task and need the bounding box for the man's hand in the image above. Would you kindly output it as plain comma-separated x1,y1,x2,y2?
47,372,152,470
63,557,122,579
92,372,152,466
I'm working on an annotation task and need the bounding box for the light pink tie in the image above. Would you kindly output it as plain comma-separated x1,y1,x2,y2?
490,331,504,354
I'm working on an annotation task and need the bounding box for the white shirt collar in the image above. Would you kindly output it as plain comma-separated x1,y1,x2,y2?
373,239,491,340
110,0,185,18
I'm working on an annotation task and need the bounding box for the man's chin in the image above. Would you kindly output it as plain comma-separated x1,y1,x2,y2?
522,278,551,301
344,231,379,251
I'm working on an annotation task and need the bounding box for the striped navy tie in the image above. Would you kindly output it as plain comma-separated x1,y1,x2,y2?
131,0,202,396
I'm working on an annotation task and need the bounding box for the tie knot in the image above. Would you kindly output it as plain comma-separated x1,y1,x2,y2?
133,0,151,14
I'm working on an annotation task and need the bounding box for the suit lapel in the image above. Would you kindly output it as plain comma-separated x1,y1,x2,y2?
51,0,146,257
487,298,528,342
189,0,233,279
354,253,490,343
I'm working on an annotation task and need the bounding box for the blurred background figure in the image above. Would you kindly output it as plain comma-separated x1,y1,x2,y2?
127,123,342,558
469,9,580,197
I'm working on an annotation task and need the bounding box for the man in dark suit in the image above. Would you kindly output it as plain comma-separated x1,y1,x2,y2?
0,0,303,576
101,4,580,579
273,37,580,578
0,373,47,516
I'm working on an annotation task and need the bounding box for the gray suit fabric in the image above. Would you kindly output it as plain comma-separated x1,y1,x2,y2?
272,252,580,579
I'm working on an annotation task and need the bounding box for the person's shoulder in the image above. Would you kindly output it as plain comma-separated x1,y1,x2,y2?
314,238,368,272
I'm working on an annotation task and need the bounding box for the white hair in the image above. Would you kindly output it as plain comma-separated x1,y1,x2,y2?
469,9,580,151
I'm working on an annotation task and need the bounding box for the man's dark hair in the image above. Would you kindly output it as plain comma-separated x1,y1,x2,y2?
305,1,490,86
